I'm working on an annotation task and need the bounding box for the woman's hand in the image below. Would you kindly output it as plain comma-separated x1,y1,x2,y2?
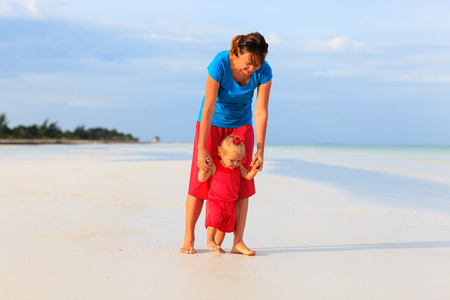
197,148,212,172
250,151,264,172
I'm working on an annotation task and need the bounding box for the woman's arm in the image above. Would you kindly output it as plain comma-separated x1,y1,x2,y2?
197,74,220,172
252,79,272,171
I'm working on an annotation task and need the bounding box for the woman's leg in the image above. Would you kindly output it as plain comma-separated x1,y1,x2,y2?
180,195,204,254
231,197,256,256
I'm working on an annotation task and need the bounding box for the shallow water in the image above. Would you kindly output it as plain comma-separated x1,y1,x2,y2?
265,144,450,184
264,145,450,213
2,143,449,212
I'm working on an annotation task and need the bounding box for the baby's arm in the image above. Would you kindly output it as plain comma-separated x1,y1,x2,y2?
240,164,259,180
198,163,216,182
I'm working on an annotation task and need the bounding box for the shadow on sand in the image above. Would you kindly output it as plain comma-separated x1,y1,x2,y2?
256,241,450,255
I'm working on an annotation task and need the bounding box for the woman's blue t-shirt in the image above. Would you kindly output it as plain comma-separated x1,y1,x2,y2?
197,50,273,128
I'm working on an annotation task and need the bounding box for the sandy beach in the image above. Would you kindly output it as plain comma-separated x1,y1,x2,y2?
0,144,449,299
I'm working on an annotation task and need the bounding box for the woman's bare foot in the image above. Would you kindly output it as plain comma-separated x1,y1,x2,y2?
207,241,226,254
180,240,195,254
231,241,255,256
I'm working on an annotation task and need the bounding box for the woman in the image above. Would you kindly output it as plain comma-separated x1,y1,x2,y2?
180,32,272,255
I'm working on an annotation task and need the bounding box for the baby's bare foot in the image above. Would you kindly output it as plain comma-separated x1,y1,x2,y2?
207,242,225,254
231,241,255,256
180,241,195,254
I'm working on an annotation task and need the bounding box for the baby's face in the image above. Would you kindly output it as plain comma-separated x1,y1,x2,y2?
221,150,244,169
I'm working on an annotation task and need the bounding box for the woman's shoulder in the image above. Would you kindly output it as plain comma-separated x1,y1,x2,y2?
260,60,272,73
215,50,229,59
208,51,230,81
210,50,230,65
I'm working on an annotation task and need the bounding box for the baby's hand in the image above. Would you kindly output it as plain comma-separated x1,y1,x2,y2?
251,164,262,172
250,155,263,172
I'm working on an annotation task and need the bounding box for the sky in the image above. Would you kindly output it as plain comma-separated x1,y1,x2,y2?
1,0,449,145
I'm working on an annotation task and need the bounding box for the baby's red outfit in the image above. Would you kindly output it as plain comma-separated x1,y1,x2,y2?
205,160,241,233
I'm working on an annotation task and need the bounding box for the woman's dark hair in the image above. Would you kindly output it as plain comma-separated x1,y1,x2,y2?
230,32,268,66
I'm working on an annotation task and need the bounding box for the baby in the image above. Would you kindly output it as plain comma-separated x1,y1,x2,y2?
198,135,261,254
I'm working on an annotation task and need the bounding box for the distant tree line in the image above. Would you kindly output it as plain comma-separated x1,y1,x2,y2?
0,113,138,142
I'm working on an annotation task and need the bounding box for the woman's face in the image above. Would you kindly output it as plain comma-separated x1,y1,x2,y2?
221,150,244,169
237,52,261,76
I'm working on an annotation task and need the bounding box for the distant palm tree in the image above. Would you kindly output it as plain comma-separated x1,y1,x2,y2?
0,113,9,136
0,113,7,130
38,119,49,138
0,113,138,141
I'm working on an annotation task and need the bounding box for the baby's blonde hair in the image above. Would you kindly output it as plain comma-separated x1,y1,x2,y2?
218,135,246,159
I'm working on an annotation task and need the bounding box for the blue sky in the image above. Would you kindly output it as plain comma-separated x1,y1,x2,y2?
1,0,449,144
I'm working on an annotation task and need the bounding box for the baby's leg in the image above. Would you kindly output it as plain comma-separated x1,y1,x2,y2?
215,230,226,247
207,226,223,254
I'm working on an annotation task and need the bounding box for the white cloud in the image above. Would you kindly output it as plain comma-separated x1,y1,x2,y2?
299,36,382,54
0,0,40,17
266,34,280,46
140,33,210,44
0,71,117,104
387,74,450,84
66,97,114,108
329,37,351,51
22,0,38,15
423,75,450,83
0,0,13,16
74,56,206,75
313,70,359,77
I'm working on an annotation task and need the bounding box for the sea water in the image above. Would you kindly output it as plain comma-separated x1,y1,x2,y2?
1,143,449,212
265,144,450,184
264,144,450,213
2,143,449,184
